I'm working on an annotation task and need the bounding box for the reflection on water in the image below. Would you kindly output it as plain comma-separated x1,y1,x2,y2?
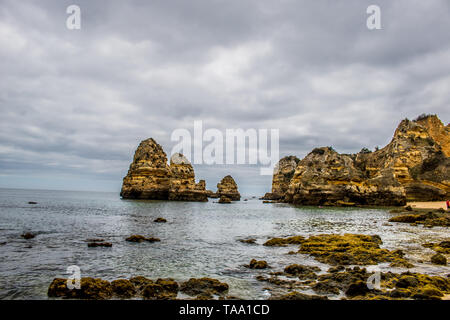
0,188,448,299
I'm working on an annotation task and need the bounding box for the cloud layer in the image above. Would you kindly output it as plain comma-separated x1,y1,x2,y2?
0,0,449,194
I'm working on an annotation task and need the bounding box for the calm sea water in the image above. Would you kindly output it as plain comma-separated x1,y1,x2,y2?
0,188,448,299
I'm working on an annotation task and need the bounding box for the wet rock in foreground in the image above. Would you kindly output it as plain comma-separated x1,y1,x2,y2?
269,291,328,300
263,235,305,247
297,234,413,267
179,277,229,296
111,279,136,298
262,266,450,300
48,277,113,299
283,264,320,280
389,210,450,227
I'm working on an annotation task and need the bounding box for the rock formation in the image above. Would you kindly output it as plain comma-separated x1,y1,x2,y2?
262,156,300,200
216,175,241,201
270,115,449,206
120,139,207,201
168,153,208,201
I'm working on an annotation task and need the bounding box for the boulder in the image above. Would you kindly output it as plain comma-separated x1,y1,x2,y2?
21,232,35,240
111,279,136,298
48,277,113,299
431,253,447,265
246,259,269,269
179,278,229,296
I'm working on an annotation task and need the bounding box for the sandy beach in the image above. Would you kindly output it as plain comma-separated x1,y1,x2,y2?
407,201,448,210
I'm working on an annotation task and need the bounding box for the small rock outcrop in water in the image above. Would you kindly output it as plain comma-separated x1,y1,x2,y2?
120,139,207,201
262,156,299,200
21,232,35,239
216,175,240,201
218,195,231,203
245,259,269,269
125,235,160,243
430,253,447,265
388,208,450,227
87,242,112,248
268,115,449,206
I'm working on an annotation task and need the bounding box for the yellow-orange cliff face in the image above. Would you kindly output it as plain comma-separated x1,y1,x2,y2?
275,115,449,206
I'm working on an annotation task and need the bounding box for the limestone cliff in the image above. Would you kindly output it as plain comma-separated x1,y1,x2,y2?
262,156,300,200
168,153,208,201
120,139,207,201
216,175,241,201
284,147,406,206
275,115,449,206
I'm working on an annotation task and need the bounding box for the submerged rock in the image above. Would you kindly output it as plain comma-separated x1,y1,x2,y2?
179,278,229,296
216,175,240,201
263,235,305,247
246,259,269,269
423,241,450,254
238,238,256,244
21,232,35,240
48,277,113,299
153,217,167,223
125,235,160,243
389,211,450,227
87,242,112,248
297,234,412,267
283,264,320,280
431,253,447,265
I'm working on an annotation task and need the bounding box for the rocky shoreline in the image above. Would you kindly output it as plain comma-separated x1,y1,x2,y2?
45,205,449,300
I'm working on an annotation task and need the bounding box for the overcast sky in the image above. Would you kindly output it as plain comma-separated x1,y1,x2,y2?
0,0,449,195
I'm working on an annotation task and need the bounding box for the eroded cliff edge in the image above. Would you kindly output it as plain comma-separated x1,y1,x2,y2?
120,138,207,201
267,115,449,206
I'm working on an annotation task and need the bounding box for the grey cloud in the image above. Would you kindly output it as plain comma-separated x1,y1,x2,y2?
0,0,449,195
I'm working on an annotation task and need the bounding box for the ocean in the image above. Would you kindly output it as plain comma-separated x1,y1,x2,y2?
0,188,448,299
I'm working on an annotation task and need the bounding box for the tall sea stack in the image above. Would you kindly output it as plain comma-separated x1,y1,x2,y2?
120,138,207,201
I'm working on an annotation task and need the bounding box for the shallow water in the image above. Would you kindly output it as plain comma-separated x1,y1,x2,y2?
0,188,448,299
